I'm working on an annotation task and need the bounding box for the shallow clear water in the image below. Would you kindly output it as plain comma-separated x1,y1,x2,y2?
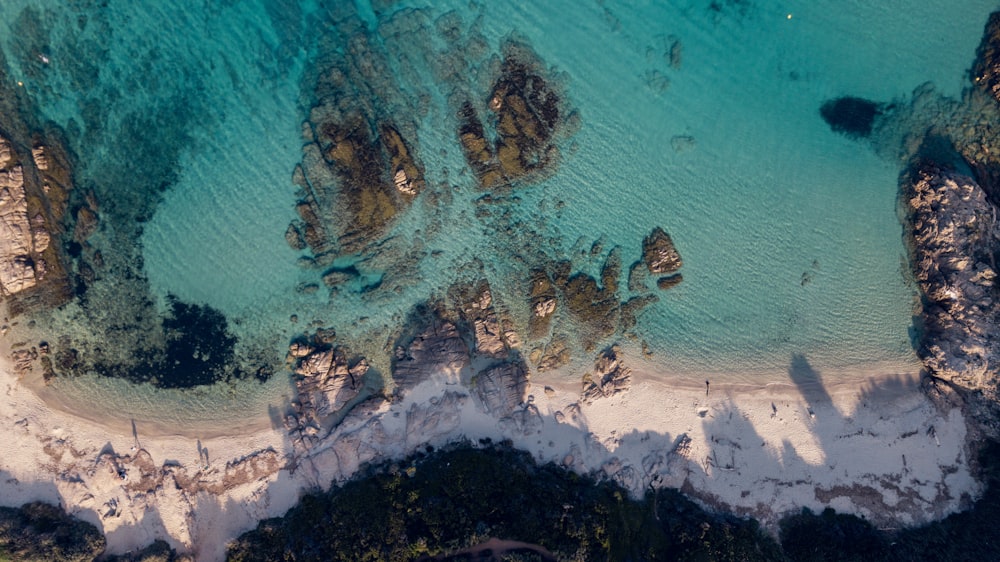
0,0,996,416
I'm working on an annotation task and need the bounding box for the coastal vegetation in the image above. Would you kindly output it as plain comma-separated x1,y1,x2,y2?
5,441,1000,561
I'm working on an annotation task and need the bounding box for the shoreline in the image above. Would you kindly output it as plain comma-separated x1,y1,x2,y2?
0,340,979,560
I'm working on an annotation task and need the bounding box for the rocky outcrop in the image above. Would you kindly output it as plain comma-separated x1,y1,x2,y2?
582,346,632,402
642,226,683,275
528,269,557,340
0,134,74,312
451,279,512,359
973,11,1000,104
457,41,575,190
287,343,366,440
392,317,470,394
474,360,529,417
906,165,1000,432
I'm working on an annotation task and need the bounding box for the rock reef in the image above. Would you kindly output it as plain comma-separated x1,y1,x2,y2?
905,165,1000,433
0,133,74,315
457,41,574,190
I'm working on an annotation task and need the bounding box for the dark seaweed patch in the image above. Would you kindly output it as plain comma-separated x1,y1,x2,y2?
819,96,884,139
158,295,238,388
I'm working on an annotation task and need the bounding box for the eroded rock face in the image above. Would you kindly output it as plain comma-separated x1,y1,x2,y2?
451,279,511,359
973,11,1000,104
642,226,683,275
0,135,74,312
906,165,1000,432
583,345,632,402
392,317,470,394
288,344,366,437
474,360,528,417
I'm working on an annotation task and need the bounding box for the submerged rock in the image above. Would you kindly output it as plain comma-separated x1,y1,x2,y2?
973,11,1000,104
457,40,575,190
819,96,885,139
657,273,683,290
642,227,683,275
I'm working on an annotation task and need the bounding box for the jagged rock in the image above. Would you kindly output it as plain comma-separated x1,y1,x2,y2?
528,269,557,340
0,133,73,313
534,335,572,372
642,227,683,274
452,279,510,359
292,347,364,424
583,345,632,402
973,11,1000,104
656,273,683,290
906,165,1000,433
474,360,528,417
392,318,470,394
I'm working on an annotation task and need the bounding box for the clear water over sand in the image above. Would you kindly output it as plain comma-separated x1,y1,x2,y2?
0,0,995,419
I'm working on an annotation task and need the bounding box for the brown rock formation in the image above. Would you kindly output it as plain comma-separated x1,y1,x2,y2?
642,226,683,275
905,165,1000,434
474,360,529,417
458,41,573,190
0,133,75,315
392,316,471,394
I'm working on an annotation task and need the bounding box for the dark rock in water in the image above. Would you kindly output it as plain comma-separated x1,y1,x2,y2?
642,227,683,274
973,11,1000,103
819,96,883,139
656,273,683,290
285,222,307,250
561,272,619,350
457,40,575,190
528,269,557,340
628,260,649,292
620,294,658,333
474,360,529,417
583,345,632,402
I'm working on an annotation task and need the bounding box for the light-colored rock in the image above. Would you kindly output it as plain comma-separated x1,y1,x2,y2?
582,345,632,402
0,160,37,295
906,166,1000,433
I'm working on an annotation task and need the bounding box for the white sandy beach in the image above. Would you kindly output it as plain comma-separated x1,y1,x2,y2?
0,338,981,561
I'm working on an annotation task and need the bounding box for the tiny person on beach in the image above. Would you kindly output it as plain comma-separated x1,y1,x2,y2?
705,380,710,396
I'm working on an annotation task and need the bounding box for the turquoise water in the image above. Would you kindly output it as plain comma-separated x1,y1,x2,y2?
0,0,996,398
